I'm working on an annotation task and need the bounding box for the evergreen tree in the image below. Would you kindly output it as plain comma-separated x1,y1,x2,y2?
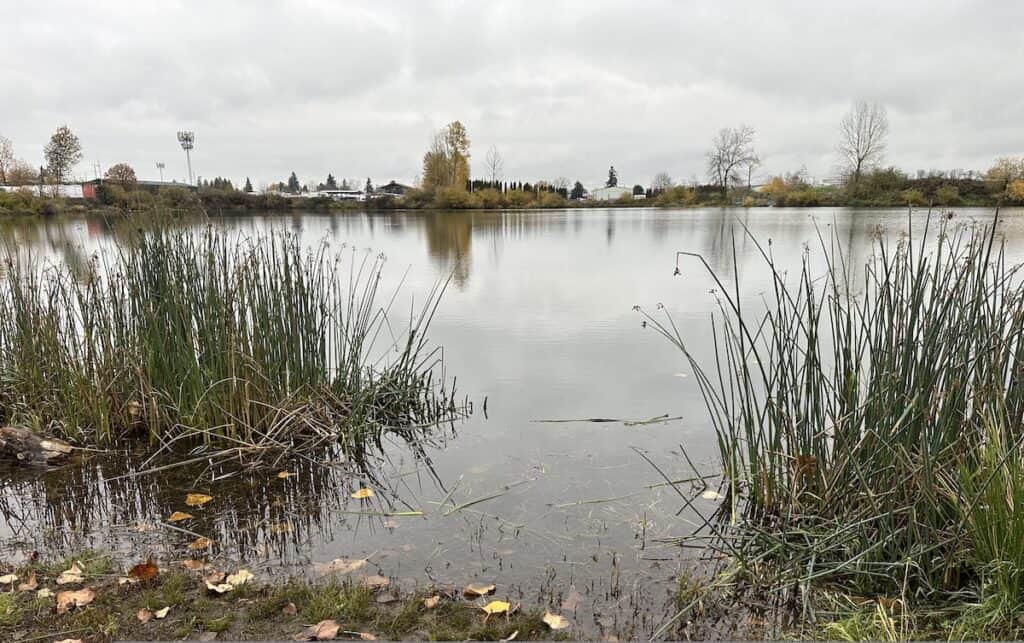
287,172,300,193
606,166,618,188
326,173,337,189
244,177,253,193
365,177,373,193
570,181,586,200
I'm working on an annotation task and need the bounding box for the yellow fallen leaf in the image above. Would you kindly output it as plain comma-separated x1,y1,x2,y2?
155,606,171,619
185,493,214,507
351,487,374,499
56,587,95,614
56,564,83,585
482,600,511,616
543,610,571,630
37,588,54,598
423,594,441,609
168,511,193,522
188,537,212,550
359,633,377,641
226,569,254,586
205,581,234,594
361,574,389,589
463,583,496,598
138,608,154,623
17,573,37,591
277,471,296,479
0,573,17,584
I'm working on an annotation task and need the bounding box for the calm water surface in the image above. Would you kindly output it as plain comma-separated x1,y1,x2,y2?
0,206,1017,636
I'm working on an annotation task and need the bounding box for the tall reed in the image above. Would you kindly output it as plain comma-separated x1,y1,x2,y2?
0,228,461,456
646,213,1024,603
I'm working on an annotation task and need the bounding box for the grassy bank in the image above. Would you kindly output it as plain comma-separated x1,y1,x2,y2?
648,211,1024,639
0,552,563,642
0,228,461,458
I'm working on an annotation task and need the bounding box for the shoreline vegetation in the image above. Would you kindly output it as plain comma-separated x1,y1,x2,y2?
0,228,463,464
644,211,1024,640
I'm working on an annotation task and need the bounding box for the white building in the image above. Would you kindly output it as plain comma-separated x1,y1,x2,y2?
589,186,632,201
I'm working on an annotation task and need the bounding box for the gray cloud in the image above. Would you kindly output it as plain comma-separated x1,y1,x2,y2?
2,0,1022,189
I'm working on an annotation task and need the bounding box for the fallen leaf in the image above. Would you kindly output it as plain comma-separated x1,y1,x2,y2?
423,595,441,609
37,588,54,598
463,583,496,598
0,573,17,584
17,573,37,591
118,576,139,586
277,471,296,479
359,633,377,641
482,600,511,616
502,631,519,642
361,575,389,590
206,571,227,584
155,606,171,619
351,487,374,499
226,569,254,586
282,602,297,616
129,559,159,582
315,558,367,575
700,489,723,501
138,608,154,623
168,511,193,522
561,587,580,612
206,581,234,594
56,564,83,585
183,559,209,571
185,493,214,507
56,587,95,614
295,619,341,641
543,610,571,630
188,537,212,550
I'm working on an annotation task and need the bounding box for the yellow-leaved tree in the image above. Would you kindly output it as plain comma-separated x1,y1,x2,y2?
422,121,470,192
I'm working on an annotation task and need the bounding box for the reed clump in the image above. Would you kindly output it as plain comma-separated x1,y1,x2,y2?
648,212,1024,634
0,228,461,458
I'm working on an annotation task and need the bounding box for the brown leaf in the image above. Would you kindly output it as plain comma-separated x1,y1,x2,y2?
314,558,367,575
282,602,298,616
17,573,37,592
295,619,341,641
137,608,154,623
423,595,441,609
206,571,227,585
129,558,159,582
168,511,193,522
359,633,377,641
183,559,209,571
188,537,212,550
463,582,496,598
361,575,390,590
185,493,214,507
56,587,96,614
351,487,374,499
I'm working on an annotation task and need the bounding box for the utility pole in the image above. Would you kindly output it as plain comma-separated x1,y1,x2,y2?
156,162,165,182
176,131,195,185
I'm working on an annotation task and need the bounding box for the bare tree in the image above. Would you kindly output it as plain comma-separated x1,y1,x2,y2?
651,171,674,192
706,125,756,194
0,135,14,184
745,154,761,192
484,145,504,185
838,101,889,187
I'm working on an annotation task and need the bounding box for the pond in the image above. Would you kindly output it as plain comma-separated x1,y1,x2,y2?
0,206,1017,637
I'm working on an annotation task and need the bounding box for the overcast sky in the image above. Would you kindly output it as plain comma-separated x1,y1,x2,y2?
3,0,1022,189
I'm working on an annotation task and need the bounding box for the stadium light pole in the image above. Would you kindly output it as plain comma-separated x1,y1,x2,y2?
156,162,165,182
176,131,195,185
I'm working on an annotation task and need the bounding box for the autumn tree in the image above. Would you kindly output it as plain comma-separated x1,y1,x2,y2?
484,145,504,184
986,157,1024,194
104,162,137,188
5,161,37,185
422,121,471,191
43,125,83,184
838,101,889,187
706,125,756,194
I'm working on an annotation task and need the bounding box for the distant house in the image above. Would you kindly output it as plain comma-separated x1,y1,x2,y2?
589,186,632,201
80,179,197,198
376,180,411,196
317,189,364,201
1,184,86,198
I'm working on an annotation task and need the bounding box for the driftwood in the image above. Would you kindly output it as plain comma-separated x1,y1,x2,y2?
0,426,73,464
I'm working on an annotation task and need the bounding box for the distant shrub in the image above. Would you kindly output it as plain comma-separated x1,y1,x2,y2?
432,187,478,209
537,191,567,208
504,189,531,207
476,188,503,208
935,184,961,205
901,188,928,206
